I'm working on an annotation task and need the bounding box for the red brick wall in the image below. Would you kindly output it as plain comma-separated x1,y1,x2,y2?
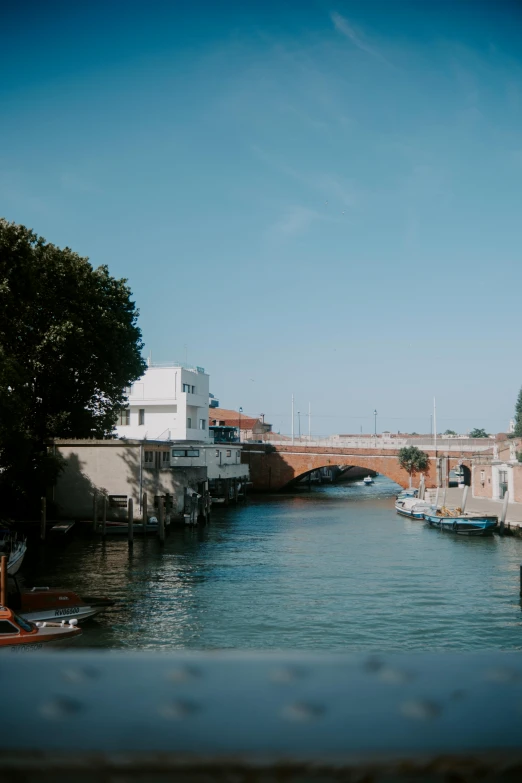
472,464,493,498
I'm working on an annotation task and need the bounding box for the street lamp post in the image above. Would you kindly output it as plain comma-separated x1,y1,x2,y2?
374,409,378,437
238,407,243,443
297,411,301,441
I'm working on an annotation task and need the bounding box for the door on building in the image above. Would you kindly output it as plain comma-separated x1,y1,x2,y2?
499,470,508,499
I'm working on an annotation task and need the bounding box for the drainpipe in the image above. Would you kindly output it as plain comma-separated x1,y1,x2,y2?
139,443,143,513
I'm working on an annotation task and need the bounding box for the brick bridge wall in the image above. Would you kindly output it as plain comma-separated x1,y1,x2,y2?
241,444,472,492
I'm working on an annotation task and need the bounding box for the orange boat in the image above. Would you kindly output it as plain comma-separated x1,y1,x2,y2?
0,604,82,650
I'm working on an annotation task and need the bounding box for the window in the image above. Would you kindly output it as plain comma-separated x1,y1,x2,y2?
226,449,231,457
118,408,130,426
109,494,128,508
161,451,170,463
172,449,200,458
187,417,192,429
192,385,196,394
139,409,145,425
0,621,19,635
144,451,154,465
183,383,191,393
14,613,33,632
199,419,206,430
215,449,219,457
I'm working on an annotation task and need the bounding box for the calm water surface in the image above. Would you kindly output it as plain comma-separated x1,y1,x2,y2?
20,478,522,651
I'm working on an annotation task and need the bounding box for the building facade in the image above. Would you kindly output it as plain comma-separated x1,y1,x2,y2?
53,439,207,520
115,362,211,442
472,437,522,504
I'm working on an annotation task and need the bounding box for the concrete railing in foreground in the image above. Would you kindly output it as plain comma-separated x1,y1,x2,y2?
2,650,522,780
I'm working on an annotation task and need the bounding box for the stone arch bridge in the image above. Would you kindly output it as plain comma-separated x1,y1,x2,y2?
241,439,492,492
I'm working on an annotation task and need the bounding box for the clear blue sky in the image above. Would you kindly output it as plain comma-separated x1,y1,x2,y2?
2,0,521,436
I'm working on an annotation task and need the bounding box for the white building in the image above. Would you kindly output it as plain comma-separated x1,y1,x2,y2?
168,442,248,482
115,362,211,442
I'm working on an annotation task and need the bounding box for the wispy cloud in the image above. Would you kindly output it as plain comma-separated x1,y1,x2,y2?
270,205,324,236
251,145,358,210
330,12,390,65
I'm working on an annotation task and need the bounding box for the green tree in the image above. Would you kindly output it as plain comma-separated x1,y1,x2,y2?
469,428,490,438
398,446,430,487
513,386,522,437
444,429,457,436
0,219,146,516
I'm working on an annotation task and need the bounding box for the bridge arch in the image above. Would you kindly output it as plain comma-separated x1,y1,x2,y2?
242,445,431,491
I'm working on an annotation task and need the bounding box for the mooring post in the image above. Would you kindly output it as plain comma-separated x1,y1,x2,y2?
40,497,46,542
234,479,239,505
142,492,148,532
500,491,509,535
102,495,107,539
93,491,98,533
128,497,134,546
461,485,469,513
0,555,7,607
435,487,440,510
158,498,165,544
520,564,522,597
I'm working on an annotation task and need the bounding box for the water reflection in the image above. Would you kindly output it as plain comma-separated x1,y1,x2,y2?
19,476,522,652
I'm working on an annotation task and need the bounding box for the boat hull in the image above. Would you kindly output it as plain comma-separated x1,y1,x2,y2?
7,543,27,575
12,590,114,624
423,514,498,536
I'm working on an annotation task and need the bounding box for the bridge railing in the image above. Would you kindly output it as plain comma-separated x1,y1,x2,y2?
261,437,494,452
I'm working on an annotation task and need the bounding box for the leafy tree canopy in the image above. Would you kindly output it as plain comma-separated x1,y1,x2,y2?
444,429,457,436
0,219,146,515
514,386,522,438
469,428,490,438
398,446,429,483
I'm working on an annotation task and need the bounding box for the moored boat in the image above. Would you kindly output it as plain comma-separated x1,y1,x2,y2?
423,510,498,536
395,497,435,519
0,530,27,576
0,604,81,650
363,476,374,485
9,586,115,624
104,515,168,535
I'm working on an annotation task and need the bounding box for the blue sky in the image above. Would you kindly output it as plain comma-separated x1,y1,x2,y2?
1,0,522,436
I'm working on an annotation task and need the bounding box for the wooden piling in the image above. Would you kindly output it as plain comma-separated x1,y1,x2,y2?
128,498,134,545
40,497,46,541
0,555,7,607
234,479,239,505
520,565,522,597
500,492,509,535
142,492,148,533
158,498,165,544
102,495,107,538
224,479,230,506
93,491,98,533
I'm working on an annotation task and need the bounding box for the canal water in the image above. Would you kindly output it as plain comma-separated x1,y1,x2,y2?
20,477,522,651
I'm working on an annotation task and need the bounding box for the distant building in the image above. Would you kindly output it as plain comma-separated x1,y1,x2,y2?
472,435,522,504
115,361,211,442
209,408,272,442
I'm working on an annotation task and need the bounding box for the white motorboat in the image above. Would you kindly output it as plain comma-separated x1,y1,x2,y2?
363,476,374,485
0,530,27,576
395,497,434,519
